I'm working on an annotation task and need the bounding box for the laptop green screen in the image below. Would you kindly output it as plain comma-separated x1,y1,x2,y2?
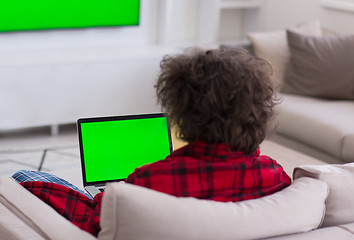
0,0,140,32
79,115,172,183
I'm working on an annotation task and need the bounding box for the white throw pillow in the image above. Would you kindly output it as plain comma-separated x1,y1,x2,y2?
294,163,354,227
98,177,328,240
247,21,322,89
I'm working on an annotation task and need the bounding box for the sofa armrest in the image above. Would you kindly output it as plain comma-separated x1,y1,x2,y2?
0,177,96,240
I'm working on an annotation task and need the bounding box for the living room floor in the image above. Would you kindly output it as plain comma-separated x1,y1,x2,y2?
0,124,326,179
0,124,81,177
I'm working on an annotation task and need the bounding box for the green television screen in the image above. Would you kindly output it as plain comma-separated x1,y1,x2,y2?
0,0,140,32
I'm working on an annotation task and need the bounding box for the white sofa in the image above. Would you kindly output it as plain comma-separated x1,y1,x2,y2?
2,163,354,239
247,21,354,164
271,93,354,164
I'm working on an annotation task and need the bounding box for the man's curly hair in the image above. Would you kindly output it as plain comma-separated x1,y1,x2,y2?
155,48,277,153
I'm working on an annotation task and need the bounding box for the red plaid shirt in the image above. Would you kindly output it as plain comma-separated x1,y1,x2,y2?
126,141,291,202
20,181,103,236
21,141,290,236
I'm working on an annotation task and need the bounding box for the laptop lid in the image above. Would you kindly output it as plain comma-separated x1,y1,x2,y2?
77,113,173,187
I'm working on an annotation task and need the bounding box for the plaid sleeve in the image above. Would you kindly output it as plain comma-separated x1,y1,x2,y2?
12,170,92,199
20,181,103,236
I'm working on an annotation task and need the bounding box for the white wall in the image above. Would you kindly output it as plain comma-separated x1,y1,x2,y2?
158,0,200,46
0,0,182,130
1,1,353,56
261,0,321,31
319,5,354,34
0,0,204,52
190,0,354,45
261,0,354,34
0,0,161,52
2,0,354,130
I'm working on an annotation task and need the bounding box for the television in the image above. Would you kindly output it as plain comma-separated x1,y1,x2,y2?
0,0,140,32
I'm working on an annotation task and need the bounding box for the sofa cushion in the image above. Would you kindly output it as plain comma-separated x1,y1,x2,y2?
0,177,96,240
282,30,354,100
98,178,328,240
294,163,354,227
247,21,322,88
275,93,354,162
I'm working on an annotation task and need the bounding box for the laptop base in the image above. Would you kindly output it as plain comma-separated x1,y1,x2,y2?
85,185,105,198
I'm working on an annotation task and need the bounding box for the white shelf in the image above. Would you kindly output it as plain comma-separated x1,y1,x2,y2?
219,0,262,9
198,0,262,45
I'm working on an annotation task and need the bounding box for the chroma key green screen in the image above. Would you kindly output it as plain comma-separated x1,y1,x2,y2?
79,115,172,183
0,0,140,32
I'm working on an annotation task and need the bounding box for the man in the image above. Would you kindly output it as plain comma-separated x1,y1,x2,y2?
13,48,291,236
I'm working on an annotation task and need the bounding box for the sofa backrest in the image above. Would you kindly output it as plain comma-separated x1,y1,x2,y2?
98,177,328,240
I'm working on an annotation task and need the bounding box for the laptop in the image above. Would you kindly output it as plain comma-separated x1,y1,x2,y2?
77,113,173,198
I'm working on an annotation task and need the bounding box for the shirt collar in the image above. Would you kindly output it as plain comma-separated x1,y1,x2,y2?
170,140,260,162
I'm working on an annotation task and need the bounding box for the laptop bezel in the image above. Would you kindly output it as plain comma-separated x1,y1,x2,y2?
77,113,173,187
